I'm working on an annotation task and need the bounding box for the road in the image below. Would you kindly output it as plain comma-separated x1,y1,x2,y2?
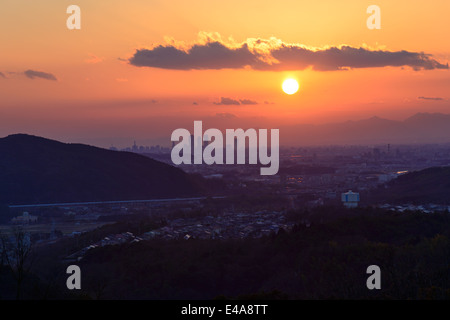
8,196,226,209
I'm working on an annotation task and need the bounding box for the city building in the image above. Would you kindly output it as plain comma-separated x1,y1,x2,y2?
341,190,360,208
11,212,38,224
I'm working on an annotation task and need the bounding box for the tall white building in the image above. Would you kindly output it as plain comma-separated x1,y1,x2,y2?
341,190,360,208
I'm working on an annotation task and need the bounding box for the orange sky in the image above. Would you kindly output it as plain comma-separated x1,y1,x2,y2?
0,0,449,147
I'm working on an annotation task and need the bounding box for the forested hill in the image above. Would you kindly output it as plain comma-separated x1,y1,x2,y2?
0,134,202,205
367,166,450,205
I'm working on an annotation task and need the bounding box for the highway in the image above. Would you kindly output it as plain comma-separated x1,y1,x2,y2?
8,196,226,209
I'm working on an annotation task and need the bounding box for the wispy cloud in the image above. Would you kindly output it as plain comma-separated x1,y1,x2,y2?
24,69,57,81
0,72,5,78
213,97,258,105
129,33,449,72
418,96,444,101
214,97,241,105
239,99,258,105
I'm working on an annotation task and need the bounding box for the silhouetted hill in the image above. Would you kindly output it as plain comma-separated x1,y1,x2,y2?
0,134,203,205
367,166,450,204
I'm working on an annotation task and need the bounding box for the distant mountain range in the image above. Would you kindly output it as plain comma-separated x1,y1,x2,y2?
283,113,450,145
0,134,203,205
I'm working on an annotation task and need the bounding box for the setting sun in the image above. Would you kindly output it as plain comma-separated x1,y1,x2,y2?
282,79,299,95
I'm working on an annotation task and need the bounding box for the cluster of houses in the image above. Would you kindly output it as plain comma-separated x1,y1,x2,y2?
63,211,294,262
11,212,38,224
377,203,450,213
64,231,143,262
142,211,294,241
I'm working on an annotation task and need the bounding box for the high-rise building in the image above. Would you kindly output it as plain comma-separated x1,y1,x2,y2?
341,190,360,208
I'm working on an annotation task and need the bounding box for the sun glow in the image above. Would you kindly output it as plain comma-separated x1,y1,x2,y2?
282,79,299,95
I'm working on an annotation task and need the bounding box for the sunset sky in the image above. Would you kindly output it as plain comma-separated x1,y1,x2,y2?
1,0,449,147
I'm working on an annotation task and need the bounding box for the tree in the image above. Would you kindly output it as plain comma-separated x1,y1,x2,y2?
1,226,34,299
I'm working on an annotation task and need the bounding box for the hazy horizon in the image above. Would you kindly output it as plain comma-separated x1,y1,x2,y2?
1,0,449,150
2,111,450,149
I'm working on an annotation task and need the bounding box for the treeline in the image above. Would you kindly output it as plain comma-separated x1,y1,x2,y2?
364,166,450,205
1,206,450,300
74,207,450,300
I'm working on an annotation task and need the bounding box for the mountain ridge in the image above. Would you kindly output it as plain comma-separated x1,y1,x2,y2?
0,134,202,205
282,112,450,145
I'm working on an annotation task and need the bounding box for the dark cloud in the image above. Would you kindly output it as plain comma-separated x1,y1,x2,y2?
264,101,275,105
24,69,57,81
213,97,259,105
214,97,241,105
129,36,449,72
193,102,198,105
0,72,5,78
262,46,449,71
130,41,256,70
239,99,258,105
418,96,444,101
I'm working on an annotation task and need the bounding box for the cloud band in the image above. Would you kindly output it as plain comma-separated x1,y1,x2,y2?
24,69,57,81
129,34,449,72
